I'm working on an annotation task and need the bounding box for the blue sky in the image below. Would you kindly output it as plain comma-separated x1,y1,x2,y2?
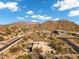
0,0,79,24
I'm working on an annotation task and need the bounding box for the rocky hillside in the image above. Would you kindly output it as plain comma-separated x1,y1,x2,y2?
33,20,79,32
11,21,37,26
0,20,79,32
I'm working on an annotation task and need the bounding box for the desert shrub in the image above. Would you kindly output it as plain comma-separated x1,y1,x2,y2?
6,28,12,34
64,56,74,59
49,38,75,54
16,54,31,59
77,55,79,59
21,27,29,32
33,48,42,54
45,52,53,59
0,36,5,41
9,47,20,54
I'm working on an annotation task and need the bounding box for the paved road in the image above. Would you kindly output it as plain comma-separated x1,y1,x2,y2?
56,34,79,39
61,38,79,53
54,54,79,57
0,32,33,54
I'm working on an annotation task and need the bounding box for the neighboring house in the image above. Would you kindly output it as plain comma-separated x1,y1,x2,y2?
76,32,79,35
73,32,79,37
24,41,55,54
32,41,54,55
24,41,56,55
51,30,67,35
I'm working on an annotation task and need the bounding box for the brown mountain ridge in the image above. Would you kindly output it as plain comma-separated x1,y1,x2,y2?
0,20,79,32
32,20,79,32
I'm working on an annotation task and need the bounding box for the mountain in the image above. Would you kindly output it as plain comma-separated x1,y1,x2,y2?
0,20,79,32
33,20,79,32
11,21,37,26
0,22,38,32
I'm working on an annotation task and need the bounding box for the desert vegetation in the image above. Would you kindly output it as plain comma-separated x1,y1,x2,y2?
0,20,79,59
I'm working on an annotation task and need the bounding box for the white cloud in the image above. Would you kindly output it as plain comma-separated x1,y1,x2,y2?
6,2,18,12
31,15,52,20
17,17,24,20
26,10,34,15
69,10,79,17
0,2,5,9
53,0,79,11
25,15,29,17
53,18,60,21
31,20,38,22
0,2,18,12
